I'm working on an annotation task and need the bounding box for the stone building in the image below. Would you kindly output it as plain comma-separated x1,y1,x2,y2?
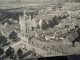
19,10,37,44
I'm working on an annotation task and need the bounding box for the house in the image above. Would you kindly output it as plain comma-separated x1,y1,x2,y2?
74,41,79,47
13,20,18,24
45,36,50,40
28,31,36,38
46,6,53,10
62,38,72,45
35,29,45,41
66,32,79,42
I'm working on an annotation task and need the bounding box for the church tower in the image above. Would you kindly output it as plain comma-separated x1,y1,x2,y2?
19,10,26,37
19,10,29,44
19,10,32,44
26,15,32,34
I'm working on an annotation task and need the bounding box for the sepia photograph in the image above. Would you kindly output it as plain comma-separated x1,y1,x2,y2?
0,0,80,60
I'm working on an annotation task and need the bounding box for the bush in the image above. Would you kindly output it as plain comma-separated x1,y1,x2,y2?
0,48,4,56
17,48,23,56
5,46,14,57
9,31,18,41
41,20,48,30
0,36,7,47
48,20,54,28
10,54,17,60
58,16,62,20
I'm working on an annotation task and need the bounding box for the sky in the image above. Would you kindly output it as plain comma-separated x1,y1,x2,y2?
0,0,53,5
0,0,51,3
0,0,53,9
0,0,79,9
0,0,53,2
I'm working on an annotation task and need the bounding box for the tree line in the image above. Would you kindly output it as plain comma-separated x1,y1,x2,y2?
41,15,68,30
0,31,19,47
0,46,23,60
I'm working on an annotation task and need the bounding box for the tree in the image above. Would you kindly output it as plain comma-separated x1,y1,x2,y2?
5,46,14,57
10,54,17,60
48,20,54,28
52,16,58,21
58,16,62,20
72,40,75,46
0,48,4,56
0,36,7,47
58,3,62,8
52,16,58,25
75,25,79,29
52,17,58,26
63,15,67,19
9,31,18,41
36,24,40,29
77,28,80,35
8,20,13,25
42,20,48,30
17,48,23,56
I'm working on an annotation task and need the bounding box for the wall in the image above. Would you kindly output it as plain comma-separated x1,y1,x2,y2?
23,41,65,57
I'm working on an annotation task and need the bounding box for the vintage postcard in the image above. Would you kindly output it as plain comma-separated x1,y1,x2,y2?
0,0,80,60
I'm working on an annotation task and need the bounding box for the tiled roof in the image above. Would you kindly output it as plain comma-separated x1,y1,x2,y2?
62,38,72,45
44,29,54,36
35,29,43,34
66,32,79,42
28,31,36,37
71,32,79,40
35,14,53,22
62,2,80,11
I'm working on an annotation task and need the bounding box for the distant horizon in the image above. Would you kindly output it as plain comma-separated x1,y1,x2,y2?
0,0,79,9
0,0,54,9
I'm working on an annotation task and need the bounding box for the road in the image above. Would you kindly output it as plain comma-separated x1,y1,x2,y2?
4,40,22,51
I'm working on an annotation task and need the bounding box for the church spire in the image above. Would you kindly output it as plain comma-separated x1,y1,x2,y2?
23,10,27,19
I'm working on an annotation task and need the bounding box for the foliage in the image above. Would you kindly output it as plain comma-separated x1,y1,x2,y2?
10,54,17,60
0,36,7,47
5,46,14,57
17,48,23,56
58,16,62,20
63,15,67,19
41,20,48,30
9,31,18,40
36,24,40,29
0,48,4,56
77,28,80,35
48,20,54,28
41,14,68,30
52,17,58,25
52,16,58,21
